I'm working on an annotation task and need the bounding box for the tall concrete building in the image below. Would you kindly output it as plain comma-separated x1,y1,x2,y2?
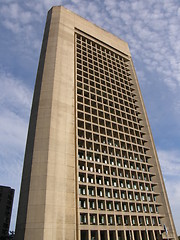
0,186,14,238
15,6,177,240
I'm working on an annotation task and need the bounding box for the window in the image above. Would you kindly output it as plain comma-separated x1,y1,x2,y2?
121,191,126,199
108,215,114,225
90,214,96,225
115,202,120,211
98,188,103,197
135,194,139,201
130,204,134,212
141,194,145,201
89,200,96,209
114,191,119,198
128,193,133,200
132,217,136,225
79,173,86,182
143,205,147,212
122,203,127,211
127,182,131,189
79,199,86,208
99,215,105,224
146,217,150,225
112,179,117,187
79,186,86,195
106,190,111,198
137,205,141,212
120,181,124,188
152,217,156,225
107,202,112,210
80,213,87,224
116,216,121,225
98,201,104,210
139,216,143,225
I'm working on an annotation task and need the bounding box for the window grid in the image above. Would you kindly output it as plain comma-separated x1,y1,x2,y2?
76,33,163,237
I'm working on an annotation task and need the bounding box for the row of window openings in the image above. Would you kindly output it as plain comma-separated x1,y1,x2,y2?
76,43,126,63
76,49,129,70
76,59,130,82
79,174,152,191
77,114,142,132
77,122,144,142
76,64,130,86
76,53,128,74
78,139,147,155
78,137,146,153
77,86,136,108
77,93,139,114
79,198,158,213
77,101,139,123
76,43,127,67
76,50,126,69
79,186,157,202
79,154,149,167
76,65,131,88
79,170,153,190
80,213,160,226
77,82,136,107
76,51,128,71
77,55,129,72
76,46,128,65
76,37,127,64
77,62,134,88
78,149,148,164
78,119,141,139
77,105,140,125
77,99,139,122
78,130,145,147
77,92,137,114
78,161,153,182
76,63,132,87
78,141,148,156
78,122,145,139
78,152,151,170
77,75,131,91
77,88,138,109
76,51,130,76
77,64,132,88
80,229,163,240
77,107,140,129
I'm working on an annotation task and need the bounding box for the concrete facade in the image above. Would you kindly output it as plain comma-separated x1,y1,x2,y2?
15,6,177,240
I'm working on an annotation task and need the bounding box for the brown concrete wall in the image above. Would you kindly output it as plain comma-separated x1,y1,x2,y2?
15,7,76,240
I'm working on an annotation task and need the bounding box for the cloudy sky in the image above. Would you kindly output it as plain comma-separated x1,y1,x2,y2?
0,0,180,235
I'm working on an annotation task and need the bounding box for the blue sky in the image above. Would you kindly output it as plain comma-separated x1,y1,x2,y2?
0,0,180,235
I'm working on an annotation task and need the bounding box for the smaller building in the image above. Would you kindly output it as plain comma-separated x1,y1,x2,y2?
0,186,14,239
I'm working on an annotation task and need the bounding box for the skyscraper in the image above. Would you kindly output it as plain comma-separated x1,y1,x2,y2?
15,6,177,240
0,185,14,239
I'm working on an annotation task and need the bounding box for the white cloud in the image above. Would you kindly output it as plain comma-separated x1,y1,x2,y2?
0,70,32,111
157,149,180,235
1,3,33,26
158,149,180,177
164,178,180,235
1,0,179,94
0,68,32,162
0,156,23,233
0,109,28,152
0,69,32,231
